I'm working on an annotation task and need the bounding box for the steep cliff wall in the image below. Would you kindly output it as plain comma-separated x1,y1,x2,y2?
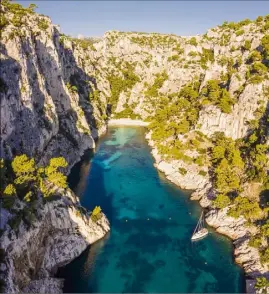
1,2,269,293
0,4,111,293
0,5,109,170
1,6,268,163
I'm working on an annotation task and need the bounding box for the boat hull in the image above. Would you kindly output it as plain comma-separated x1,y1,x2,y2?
191,229,209,241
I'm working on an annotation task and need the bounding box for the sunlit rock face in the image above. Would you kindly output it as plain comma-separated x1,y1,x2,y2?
0,11,108,170
1,11,268,167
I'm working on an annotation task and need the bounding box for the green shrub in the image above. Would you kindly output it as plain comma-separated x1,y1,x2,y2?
228,196,263,221
235,29,244,36
178,167,187,175
189,37,198,46
213,194,231,209
247,51,262,63
37,18,49,31
168,55,180,62
255,277,269,289
242,40,251,51
248,235,262,248
90,206,102,222
200,80,235,113
108,63,140,109
255,16,263,23
144,71,168,97
248,76,264,84
200,48,214,67
259,248,269,265
251,62,267,75
0,14,9,29
199,170,207,177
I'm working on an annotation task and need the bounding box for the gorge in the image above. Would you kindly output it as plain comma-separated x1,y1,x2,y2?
0,1,269,293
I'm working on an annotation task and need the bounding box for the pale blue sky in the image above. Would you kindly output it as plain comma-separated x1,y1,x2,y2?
17,1,269,37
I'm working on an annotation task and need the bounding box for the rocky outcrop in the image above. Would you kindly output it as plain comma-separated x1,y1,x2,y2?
196,83,268,139
0,188,110,293
0,9,108,170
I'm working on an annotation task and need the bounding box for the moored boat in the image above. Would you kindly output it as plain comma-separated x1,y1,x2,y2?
191,211,208,241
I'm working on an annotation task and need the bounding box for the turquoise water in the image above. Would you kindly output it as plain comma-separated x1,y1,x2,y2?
59,126,244,293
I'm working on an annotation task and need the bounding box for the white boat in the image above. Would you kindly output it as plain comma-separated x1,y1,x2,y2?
191,211,208,241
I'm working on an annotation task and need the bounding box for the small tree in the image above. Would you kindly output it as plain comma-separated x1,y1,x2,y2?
189,37,198,46
91,206,102,222
255,277,269,290
12,154,36,185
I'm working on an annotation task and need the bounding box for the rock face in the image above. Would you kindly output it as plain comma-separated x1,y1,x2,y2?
0,10,109,170
196,83,266,139
0,189,110,293
1,8,268,164
0,7,111,292
1,3,268,293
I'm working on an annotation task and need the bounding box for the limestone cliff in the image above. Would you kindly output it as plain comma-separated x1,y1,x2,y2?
0,5,109,169
0,188,109,293
1,2,269,293
0,3,110,293
1,5,268,163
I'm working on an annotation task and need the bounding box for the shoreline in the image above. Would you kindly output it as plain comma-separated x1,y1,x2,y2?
108,118,150,126
102,118,267,292
60,121,266,293
142,129,268,294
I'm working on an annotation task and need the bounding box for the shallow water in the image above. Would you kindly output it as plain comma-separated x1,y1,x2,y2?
59,126,244,293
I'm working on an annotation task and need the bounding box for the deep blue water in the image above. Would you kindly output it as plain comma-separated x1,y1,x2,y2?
59,126,244,293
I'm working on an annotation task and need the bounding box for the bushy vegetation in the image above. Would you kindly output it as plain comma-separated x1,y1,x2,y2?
1,0,50,32
91,206,102,222
211,125,268,218
255,277,269,290
37,18,49,31
168,55,181,62
147,80,206,161
144,71,168,98
71,37,97,51
209,96,268,262
200,80,235,113
66,82,78,93
0,155,70,231
130,34,180,49
211,133,244,208
199,48,214,69
1,155,68,207
107,62,140,110
188,37,197,46
113,104,141,119
220,18,252,31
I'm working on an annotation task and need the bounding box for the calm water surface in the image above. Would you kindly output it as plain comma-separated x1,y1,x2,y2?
59,127,244,293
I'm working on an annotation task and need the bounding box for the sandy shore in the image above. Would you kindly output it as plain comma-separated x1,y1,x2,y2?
108,118,150,126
